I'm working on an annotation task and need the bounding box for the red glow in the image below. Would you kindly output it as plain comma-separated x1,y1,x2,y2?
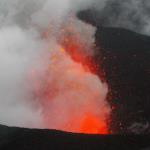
80,113,108,134
61,37,94,72
59,31,108,134
29,18,109,135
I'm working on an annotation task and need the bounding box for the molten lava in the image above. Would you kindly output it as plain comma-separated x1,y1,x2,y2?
29,18,110,134
80,113,108,134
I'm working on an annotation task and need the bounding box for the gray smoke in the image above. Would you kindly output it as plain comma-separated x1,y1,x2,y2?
95,0,150,35
0,0,110,131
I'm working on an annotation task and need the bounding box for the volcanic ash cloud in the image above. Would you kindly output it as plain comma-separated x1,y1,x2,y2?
0,0,111,133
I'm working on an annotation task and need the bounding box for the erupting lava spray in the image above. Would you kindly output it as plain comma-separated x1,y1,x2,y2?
29,16,110,134
0,0,110,134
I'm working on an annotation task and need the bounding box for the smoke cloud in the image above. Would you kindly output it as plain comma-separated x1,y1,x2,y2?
0,25,44,127
93,0,150,35
0,0,110,133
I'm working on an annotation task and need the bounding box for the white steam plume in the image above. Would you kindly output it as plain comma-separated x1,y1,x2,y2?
0,0,110,132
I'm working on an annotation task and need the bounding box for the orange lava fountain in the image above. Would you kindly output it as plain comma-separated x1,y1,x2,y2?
29,18,110,134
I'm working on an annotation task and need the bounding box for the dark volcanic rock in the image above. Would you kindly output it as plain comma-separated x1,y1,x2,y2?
78,10,150,133
0,125,150,150
95,27,150,133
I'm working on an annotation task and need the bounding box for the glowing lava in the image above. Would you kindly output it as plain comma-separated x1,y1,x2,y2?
29,18,110,134
80,113,108,134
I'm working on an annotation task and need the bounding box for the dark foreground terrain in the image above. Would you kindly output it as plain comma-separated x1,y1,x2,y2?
0,125,150,150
